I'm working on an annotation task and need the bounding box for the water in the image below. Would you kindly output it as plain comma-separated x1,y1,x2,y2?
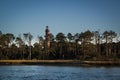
0,65,120,80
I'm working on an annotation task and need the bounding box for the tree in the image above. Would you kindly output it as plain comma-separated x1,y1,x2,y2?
23,32,33,59
38,36,44,47
1,33,15,59
67,33,73,42
0,29,119,60
16,37,24,47
33,42,41,59
56,32,66,59
103,31,109,44
6,33,15,47
50,33,55,42
80,30,94,59
109,30,117,57
73,33,80,58
56,32,66,42
0,31,2,35
0,31,2,47
79,32,85,58
83,30,94,43
103,31,109,57
116,33,120,42
10,44,18,59
109,30,117,43
38,36,44,59
0,31,3,59
93,31,101,57
103,30,117,58
67,33,74,58
15,36,25,59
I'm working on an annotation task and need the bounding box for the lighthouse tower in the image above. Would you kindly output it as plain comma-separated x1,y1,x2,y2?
45,26,50,48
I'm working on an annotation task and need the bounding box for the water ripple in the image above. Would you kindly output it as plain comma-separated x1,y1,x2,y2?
0,66,120,80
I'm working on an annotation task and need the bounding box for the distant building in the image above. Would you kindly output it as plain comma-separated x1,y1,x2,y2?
45,26,50,48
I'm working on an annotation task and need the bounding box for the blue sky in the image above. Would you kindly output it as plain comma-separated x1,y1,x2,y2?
0,0,120,42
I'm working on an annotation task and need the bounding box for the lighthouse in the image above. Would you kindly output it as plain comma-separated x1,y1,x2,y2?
45,26,50,48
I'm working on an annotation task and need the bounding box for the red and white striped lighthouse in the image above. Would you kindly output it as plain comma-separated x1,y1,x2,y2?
45,26,50,48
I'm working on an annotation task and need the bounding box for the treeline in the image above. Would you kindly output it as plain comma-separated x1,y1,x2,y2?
0,30,120,60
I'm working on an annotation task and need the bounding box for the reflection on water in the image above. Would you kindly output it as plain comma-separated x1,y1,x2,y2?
0,65,120,80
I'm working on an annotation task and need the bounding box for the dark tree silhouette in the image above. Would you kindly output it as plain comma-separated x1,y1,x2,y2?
0,29,119,60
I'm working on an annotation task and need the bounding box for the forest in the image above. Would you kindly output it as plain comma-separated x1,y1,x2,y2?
0,30,120,60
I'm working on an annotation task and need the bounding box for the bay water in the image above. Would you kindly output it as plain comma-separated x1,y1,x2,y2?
0,65,119,80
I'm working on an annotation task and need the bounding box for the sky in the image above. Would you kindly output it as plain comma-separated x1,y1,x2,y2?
0,0,120,43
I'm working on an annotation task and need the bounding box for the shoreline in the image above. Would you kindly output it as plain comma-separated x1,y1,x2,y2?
0,60,120,66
